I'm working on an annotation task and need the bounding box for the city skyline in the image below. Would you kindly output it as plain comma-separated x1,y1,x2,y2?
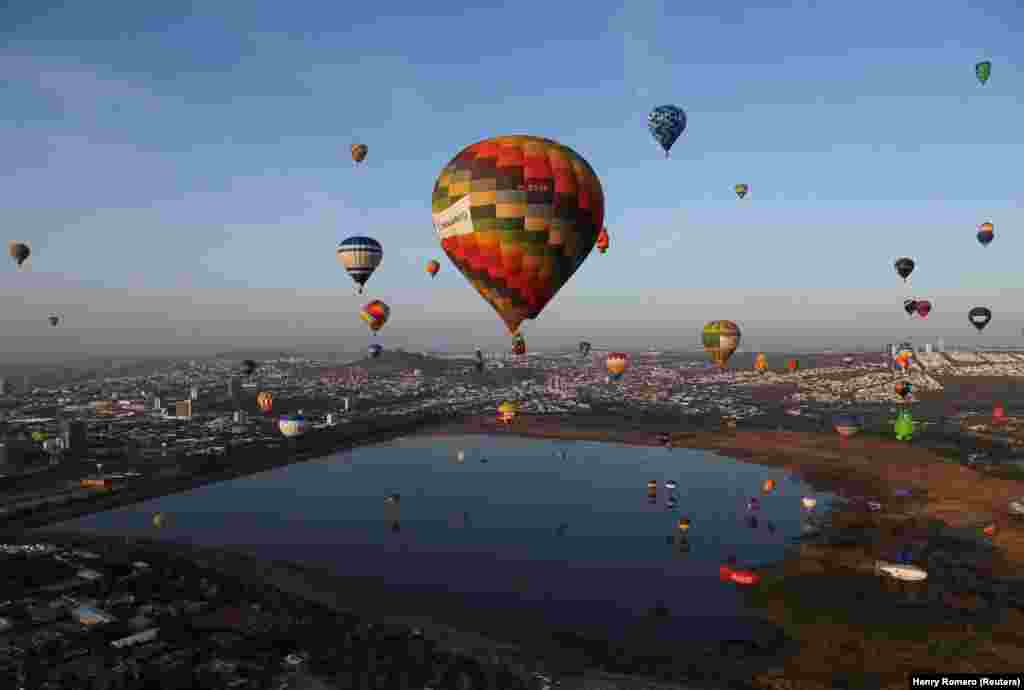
2,1,1023,358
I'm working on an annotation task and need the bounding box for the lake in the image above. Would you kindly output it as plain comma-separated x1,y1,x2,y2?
41,434,834,655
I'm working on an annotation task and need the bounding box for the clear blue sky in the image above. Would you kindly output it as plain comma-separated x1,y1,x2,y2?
1,0,1023,356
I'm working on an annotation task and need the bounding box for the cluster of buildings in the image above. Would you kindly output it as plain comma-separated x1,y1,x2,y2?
0,541,326,689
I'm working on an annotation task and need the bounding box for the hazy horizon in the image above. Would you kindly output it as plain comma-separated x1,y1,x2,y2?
3,2,1022,361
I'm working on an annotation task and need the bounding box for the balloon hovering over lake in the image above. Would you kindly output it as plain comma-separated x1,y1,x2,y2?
431,136,604,343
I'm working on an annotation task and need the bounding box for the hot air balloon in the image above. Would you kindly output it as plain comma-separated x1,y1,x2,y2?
916,300,932,319
754,353,768,373
351,144,368,164
241,359,257,376
762,479,776,494
606,352,629,380
368,343,383,359
969,307,992,331
497,401,519,425
734,183,749,199
702,321,741,368
426,259,440,278
787,359,799,372
7,241,29,269
431,136,604,345
648,105,687,157
512,335,526,356
894,257,915,282
904,299,919,317
257,391,273,413
360,300,390,334
596,227,609,254
579,341,592,356
337,236,383,294
278,414,307,438
895,381,913,400
976,61,992,85
977,222,994,247
47,315,59,327
833,414,862,438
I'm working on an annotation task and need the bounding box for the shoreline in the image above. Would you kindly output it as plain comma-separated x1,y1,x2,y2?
19,412,1024,688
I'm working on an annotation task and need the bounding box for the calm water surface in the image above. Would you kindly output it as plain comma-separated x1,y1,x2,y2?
44,435,834,651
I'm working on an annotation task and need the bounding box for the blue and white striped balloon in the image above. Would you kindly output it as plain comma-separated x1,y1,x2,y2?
337,236,383,294
648,105,687,157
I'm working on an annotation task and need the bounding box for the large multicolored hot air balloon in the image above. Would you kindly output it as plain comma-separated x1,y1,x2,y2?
648,105,687,157
702,321,741,368
7,241,29,269
754,353,768,373
279,414,307,438
969,307,992,331
497,401,519,425
337,236,383,294
596,227,609,254
734,184,749,200
256,391,273,413
606,352,629,380
431,136,604,341
360,300,390,334
426,259,440,278
976,61,992,85
351,144,368,164
977,222,994,247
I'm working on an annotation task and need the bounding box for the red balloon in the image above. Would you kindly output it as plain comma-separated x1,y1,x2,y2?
916,300,931,318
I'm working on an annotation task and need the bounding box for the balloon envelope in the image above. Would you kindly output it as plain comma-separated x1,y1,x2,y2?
426,259,440,277
969,307,992,331
7,241,29,267
904,299,918,317
360,300,390,333
916,300,932,318
977,223,994,246
702,321,741,367
894,257,915,281
734,183,749,199
279,415,307,438
256,391,273,413
351,144,368,163
607,352,629,377
976,61,992,85
648,105,687,156
596,227,609,254
337,237,383,292
432,135,604,337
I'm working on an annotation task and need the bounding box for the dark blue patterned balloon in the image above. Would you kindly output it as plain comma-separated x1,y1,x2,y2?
648,105,687,157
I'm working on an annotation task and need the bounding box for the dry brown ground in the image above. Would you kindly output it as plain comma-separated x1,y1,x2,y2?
433,416,1024,689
